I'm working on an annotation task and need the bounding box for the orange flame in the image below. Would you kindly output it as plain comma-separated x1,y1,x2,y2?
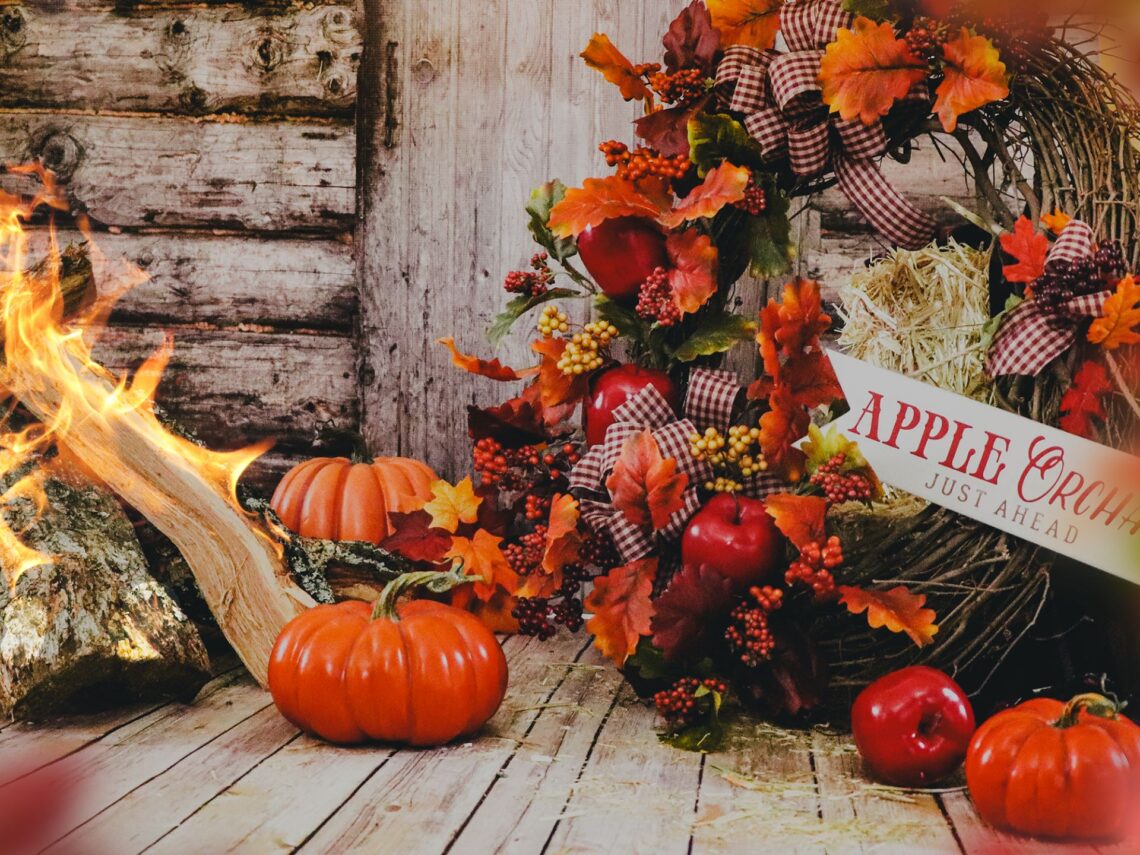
0,166,273,591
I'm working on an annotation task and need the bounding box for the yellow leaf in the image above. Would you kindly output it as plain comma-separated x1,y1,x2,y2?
820,17,928,126
422,477,481,533
1089,275,1140,351
707,0,784,50
935,29,1009,133
1041,209,1072,236
839,585,940,648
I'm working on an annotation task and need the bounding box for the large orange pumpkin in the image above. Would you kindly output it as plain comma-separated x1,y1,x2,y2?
966,693,1140,841
268,576,508,746
270,455,436,544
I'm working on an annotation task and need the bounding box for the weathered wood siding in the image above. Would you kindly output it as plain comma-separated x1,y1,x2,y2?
0,0,363,490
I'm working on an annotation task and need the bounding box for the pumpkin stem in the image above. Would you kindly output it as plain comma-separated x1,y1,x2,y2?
371,560,477,621
1055,692,1120,728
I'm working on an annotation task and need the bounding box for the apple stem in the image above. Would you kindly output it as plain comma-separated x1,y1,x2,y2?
732,492,743,526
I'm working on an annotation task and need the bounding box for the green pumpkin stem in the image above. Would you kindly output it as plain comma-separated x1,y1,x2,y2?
371,560,477,621
1055,692,1120,728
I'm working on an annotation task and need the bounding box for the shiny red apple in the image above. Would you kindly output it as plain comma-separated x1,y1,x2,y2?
680,494,786,589
584,364,679,447
577,216,669,303
853,666,977,788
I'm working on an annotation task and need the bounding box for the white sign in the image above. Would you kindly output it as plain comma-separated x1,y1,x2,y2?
828,352,1140,585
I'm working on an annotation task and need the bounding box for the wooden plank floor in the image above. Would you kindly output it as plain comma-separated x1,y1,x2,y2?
0,635,1127,855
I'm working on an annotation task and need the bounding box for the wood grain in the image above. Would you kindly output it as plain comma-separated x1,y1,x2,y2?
0,2,361,117
0,113,355,232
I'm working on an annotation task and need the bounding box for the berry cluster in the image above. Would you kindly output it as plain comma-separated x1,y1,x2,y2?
1034,241,1127,310
524,493,551,521
538,305,570,338
473,438,549,489
648,68,706,104
636,267,680,327
512,564,592,638
733,176,768,217
504,253,553,297
558,322,618,376
725,585,783,668
786,536,843,601
810,453,874,505
580,529,622,572
654,677,728,730
505,525,548,575
904,17,949,61
599,141,691,183
690,424,769,485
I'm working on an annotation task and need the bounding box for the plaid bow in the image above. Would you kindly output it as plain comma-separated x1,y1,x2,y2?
987,221,1111,377
569,368,784,562
715,0,936,250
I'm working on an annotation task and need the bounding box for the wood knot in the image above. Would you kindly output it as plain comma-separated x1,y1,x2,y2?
179,85,209,113
35,130,82,182
412,58,436,85
0,8,27,55
254,32,285,73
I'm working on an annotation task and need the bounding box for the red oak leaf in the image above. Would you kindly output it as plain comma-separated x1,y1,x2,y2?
1000,216,1048,284
585,557,659,666
764,493,827,552
438,337,537,382
820,17,929,126
666,230,719,316
663,1,721,73
650,564,735,661
581,33,653,102
605,430,690,530
659,163,751,229
635,97,712,157
380,510,453,563
1059,360,1111,439
548,176,672,239
839,585,940,648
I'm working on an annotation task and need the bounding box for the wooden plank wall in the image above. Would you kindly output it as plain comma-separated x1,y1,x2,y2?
0,0,364,490
358,1,973,477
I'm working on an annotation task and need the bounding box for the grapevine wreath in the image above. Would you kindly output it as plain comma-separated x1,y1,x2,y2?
382,0,1140,747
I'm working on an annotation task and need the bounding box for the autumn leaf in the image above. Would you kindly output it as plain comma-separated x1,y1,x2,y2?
605,430,689,530
437,337,536,382
543,493,582,576
585,558,659,666
755,300,782,382
663,1,721,73
765,493,827,551
635,97,712,157
999,216,1048,284
758,386,810,481
651,564,736,661
820,17,929,126
548,176,672,239
781,351,843,410
1059,360,1111,439
447,528,519,601
839,585,940,648
581,33,653,102
451,586,520,634
532,337,591,408
935,29,1009,133
1089,275,1140,350
422,477,481,532
775,279,832,357
707,0,784,49
802,423,884,498
659,163,750,229
1041,209,1072,236
380,510,453,563
666,230,719,316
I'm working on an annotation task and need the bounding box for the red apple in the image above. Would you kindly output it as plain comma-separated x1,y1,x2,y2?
680,494,786,589
577,216,669,303
852,666,977,788
584,364,679,447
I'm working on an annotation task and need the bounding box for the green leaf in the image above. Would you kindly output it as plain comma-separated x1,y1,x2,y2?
980,294,1024,353
747,180,795,279
658,688,726,753
842,0,896,21
486,288,580,346
625,638,670,682
687,114,764,177
527,181,577,263
671,312,757,363
594,294,646,341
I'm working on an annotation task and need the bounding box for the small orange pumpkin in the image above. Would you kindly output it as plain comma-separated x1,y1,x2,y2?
270,455,436,544
268,571,508,746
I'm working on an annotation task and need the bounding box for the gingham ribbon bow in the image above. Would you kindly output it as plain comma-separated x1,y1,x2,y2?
987,221,1111,377
715,0,936,250
569,368,784,562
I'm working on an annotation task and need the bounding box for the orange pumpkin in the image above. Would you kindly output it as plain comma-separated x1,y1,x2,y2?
270,455,436,544
268,573,508,746
966,693,1140,841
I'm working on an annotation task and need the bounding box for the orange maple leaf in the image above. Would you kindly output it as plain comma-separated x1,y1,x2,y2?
447,528,519,602
581,33,653,102
707,0,784,50
450,586,520,634
422,477,481,533
775,278,832,357
548,176,672,239
935,29,1009,133
758,385,810,481
1041,209,1072,236
666,230,719,316
438,337,537,382
839,585,940,648
532,337,591,408
999,216,1048,284
764,493,827,551
605,430,689,530
543,493,582,576
1089,275,1140,351
659,163,750,229
820,17,929,126
1059,360,1110,439
585,557,659,666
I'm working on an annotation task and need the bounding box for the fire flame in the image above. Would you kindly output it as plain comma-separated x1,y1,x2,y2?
0,166,272,591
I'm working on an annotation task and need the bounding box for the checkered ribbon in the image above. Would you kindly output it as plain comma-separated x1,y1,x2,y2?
987,221,1111,377
569,368,784,562
715,0,936,250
